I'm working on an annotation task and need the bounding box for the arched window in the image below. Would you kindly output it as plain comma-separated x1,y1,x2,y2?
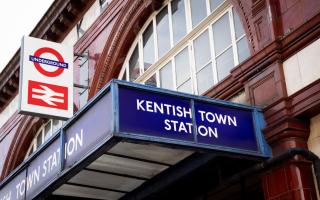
119,0,250,94
24,119,64,160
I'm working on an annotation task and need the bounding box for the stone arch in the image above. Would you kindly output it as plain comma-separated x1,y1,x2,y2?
230,0,257,53
89,0,258,97
89,0,164,97
1,116,44,179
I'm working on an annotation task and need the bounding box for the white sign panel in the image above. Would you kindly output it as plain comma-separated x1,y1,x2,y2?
19,36,73,119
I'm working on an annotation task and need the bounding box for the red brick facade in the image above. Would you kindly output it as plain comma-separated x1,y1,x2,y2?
0,0,320,199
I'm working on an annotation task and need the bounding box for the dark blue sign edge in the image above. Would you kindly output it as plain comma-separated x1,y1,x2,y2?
113,80,272,158
0,81,116,194
0,79,272,197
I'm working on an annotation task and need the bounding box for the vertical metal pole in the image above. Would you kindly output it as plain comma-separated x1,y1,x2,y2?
190,99,198,142
111,81,119,134
60,129,65,171
253,109,272,157
24,167,28,200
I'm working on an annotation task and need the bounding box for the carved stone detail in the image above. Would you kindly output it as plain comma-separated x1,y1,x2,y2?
90,0,163,96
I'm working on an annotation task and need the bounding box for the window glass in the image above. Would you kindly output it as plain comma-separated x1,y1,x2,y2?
143,23,155,70
171,0,187,44
79,55,89,108
29,144,35,155
25,119,64,160
160,62,174,89
194,30,211,70
237,37,250,63
79,89,89,108
36,130,43,148
190,0,207,27
99,0,112,10
177,79,192,93
122,70,127,81
52,119,61,134
79,59,89,86
210,0,224,11
212,13,231,55
175,47,190,86
129,45,140,81
157,7,171,57
233,9,245,39
216,47,234,81
145,74,157,86
120,2,251,97
44,121,52,141
197,63,214,94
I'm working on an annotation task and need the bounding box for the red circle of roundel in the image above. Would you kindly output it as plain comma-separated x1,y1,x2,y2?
33,47,65,77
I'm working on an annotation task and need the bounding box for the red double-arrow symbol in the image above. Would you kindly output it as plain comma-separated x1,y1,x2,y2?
28,80,68,110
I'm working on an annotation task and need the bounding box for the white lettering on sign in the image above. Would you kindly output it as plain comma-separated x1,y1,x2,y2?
42,148,61,178
164,119,193,133
136,99,238,139
0,192,11,200
65,129,83,159
26,166,40,191
198,110,237,126
15,179,25,199
198,125,218,138
0,130,84,200
136,99,192,118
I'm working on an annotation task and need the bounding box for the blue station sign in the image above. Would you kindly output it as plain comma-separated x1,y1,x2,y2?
0,80,271,199
119,88,258,152
117,83,270,155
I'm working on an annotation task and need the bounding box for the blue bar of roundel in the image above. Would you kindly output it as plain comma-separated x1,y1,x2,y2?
29,55,69,69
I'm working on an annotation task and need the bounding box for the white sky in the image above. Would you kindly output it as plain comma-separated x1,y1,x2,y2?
0,0,54,73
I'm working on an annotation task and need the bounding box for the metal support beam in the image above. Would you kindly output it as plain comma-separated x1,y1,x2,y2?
73,83,89,89
123,148,320,200
74,53,88,58
210,148,320,195
120,153,217,200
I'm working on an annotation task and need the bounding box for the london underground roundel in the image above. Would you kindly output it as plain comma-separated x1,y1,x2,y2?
32,47,66,77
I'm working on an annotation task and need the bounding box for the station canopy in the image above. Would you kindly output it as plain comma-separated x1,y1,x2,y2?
0,80,271,200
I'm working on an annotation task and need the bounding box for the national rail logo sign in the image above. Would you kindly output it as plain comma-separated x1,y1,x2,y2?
28,80,68,110
19,36,73,119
